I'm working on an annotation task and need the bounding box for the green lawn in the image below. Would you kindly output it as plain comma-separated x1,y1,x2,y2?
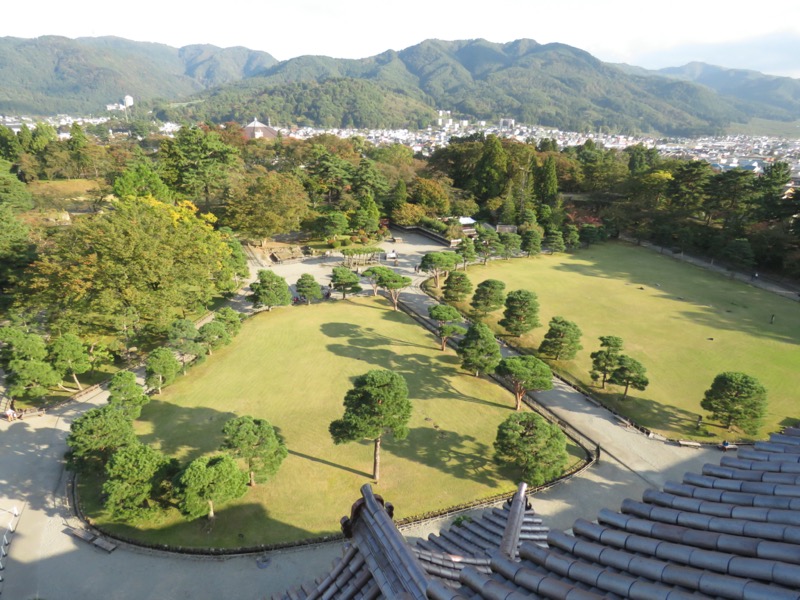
448,242,800,440
86,296,581,548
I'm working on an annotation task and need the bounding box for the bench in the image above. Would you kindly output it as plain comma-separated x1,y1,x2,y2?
20,407,46,418
92,537,118,553
6,408,46,421
69,527,97,544
678,440,702,448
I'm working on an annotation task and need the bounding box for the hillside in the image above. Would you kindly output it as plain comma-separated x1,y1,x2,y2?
0,36,277,114
2,35,799,135
172,39,753,135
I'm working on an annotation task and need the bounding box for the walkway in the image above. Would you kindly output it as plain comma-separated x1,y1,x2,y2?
0,232,720,599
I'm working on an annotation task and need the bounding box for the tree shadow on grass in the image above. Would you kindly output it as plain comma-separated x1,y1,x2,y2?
288,448,372,478
551,247,800,344
321,321,431,351
322,308,513,410
97,500,325,549
389,426,516,488
602,393,704,439
326,341,507,410
136,399,237,460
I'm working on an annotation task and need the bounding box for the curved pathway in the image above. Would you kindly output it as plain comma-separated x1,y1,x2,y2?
0,232,720,599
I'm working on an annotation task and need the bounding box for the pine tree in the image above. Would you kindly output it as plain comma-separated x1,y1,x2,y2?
539,317,583,360
457,322,502,377
329,370,411,482
499,290,540,337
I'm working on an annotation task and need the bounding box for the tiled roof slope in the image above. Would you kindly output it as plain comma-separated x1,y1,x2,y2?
276,427,800,600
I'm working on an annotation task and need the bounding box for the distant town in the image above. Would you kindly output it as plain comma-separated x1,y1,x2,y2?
2,106,799,186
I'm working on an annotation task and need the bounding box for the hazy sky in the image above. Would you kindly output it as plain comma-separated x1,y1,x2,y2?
4,0,799,77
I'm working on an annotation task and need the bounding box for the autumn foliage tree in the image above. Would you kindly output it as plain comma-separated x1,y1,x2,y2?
25,198,237,342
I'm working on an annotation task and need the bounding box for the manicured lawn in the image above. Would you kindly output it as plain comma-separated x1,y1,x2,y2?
87,296,580,548
447,242,800,440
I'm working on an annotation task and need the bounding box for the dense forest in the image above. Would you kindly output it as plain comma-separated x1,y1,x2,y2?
3,36,800,135
0,120,797,405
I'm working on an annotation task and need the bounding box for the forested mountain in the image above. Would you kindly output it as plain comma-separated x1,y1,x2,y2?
613,61,800,122
0,36,277,114
167,39,769,135
657,62,800,121
3,35,799,135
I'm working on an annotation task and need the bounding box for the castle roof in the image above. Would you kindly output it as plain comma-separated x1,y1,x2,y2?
275,427,800,599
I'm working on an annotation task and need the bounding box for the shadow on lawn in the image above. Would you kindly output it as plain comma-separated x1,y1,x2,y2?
322,314,510,409
551,248,799,344
326,340,506,410
137,399,237,460
601,392,704,438
101,500,322,549
321,321,431,350
288,448,372,478
389,426,517,488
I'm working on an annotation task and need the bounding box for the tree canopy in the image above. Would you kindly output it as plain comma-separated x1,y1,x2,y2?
494,412,568,486
457,322,502,377
145,347,181,393
589,336,624,388
25,198,236,344
428,304,466,351
496,356,553,411
67,405,138,471
498,289,540,337
295,273,323,304
608,355,649,399
103,442,173,519
222,416,288,487
107,370,150,420
420,252,460,288
443,271,473,303
330,266,362,299
178,454,248,519
329,369,411,482
250,269,292,311
471,279,506,319
700,372,767,434
539,317,582,360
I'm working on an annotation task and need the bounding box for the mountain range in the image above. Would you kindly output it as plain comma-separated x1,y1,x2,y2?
1,35,799,137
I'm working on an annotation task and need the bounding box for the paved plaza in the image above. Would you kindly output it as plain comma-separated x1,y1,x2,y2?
0,231,719,599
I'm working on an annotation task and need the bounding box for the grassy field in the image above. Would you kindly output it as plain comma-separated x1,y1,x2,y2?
85,296,583,548
445,242,800,440
27,178,99,208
